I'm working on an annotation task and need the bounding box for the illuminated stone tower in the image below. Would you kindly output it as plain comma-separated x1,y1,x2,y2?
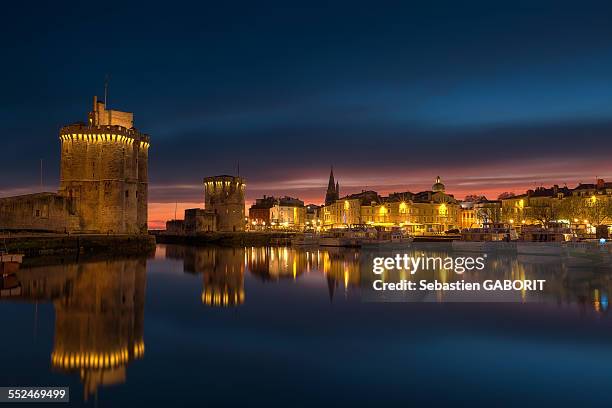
203,175,246,232
58,96,150,233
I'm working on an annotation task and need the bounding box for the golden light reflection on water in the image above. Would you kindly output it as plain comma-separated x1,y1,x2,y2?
1,258,146,401
2,244,612,400
160,245,612,311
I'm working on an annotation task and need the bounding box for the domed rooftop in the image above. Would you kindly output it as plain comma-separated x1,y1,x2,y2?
432,176,445,192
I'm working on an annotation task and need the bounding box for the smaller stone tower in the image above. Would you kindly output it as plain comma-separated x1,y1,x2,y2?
204,175,246,232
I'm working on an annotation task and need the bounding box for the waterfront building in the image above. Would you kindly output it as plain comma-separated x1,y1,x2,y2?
0,96,150,233
320,176,460,233
500,185,572,226
248,195,276,227
248,195,306,230
572,179,612,197
474,199,503,224
305,204,321,230
270,197,306,229
498,181,612,237
460,201,477,229
460,199,503,228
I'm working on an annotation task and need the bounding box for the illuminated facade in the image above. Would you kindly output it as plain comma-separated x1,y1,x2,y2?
320,177,461,233
498,181,612,234
248,195,306,230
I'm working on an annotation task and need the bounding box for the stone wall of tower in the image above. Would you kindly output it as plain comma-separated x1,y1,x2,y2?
0,193,78,232
203,175,246,232
58,124,150,234
137,143,148,233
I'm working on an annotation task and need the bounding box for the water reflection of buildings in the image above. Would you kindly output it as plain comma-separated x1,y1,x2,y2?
246,247,308,281
159,244,612,312
163,245,362,303
1,258,146,400
166,246,245,307
245,246,361,300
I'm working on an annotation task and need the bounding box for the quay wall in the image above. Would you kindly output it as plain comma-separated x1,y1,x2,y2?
2,234,156,257
155,231,295,247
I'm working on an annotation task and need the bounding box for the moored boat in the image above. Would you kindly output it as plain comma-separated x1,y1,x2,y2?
452,223,518,252
516,224,575,256
360,229,414,249
291,233,320,247
319,229,363,247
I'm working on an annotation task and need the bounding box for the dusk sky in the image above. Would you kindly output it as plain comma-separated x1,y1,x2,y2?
2,1,612,227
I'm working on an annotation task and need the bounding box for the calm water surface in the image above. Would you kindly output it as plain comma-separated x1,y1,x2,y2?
2,244,612,407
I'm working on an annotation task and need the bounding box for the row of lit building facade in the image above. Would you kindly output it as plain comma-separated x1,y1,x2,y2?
248,175,612,233
248,176,464,233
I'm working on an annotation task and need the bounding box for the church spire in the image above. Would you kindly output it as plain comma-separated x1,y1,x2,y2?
325,166,340,206
327,166,335,191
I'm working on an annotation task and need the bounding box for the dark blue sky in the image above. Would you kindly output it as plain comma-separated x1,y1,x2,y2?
2,1,612,224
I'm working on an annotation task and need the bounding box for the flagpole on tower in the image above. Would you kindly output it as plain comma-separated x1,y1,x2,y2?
104,74,110,106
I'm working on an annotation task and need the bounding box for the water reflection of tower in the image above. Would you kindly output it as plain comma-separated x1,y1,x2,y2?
322,249,360,301
179,247,245,307
202,248,245,307
49,259,146,400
